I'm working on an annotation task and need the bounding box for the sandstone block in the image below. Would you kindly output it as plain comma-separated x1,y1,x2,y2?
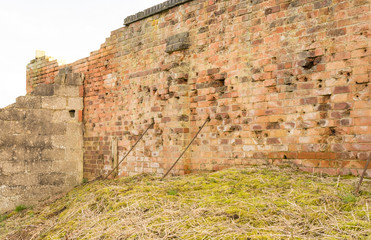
42,96,67,109
0,108,26,121
54,85,80,97
31,84,55,96
67,97,83,110
41,149,66,161
15,96,42,109
38,172,66,186
165,32,190,54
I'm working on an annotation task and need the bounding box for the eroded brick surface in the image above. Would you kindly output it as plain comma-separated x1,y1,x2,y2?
24,0,370,180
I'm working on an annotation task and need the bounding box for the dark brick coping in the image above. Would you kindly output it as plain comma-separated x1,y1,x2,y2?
124,0,194,26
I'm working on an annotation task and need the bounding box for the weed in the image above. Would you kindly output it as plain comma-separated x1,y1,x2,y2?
0,215,7,222
341,193,358,204
167,189,178,196
15,205,27,212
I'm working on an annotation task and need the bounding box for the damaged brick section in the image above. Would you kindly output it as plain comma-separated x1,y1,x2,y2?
16,0,371,193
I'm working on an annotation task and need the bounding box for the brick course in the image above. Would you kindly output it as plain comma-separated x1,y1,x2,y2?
25,0,371,179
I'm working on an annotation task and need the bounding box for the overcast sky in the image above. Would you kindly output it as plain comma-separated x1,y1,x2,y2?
0,0,164,108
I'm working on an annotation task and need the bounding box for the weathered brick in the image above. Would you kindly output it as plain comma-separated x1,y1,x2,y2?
19,0,370,189
333,86,350,94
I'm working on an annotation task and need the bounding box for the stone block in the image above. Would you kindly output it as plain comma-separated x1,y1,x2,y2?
24,120,66,135
24,135,52,149
0,148,12,161
165,32,190,54
41,149,65,161
31,84,54,96
66,73,83,86
51,135,66,149
25,109,53,126
15,96,42,109
25,159,53,173
54,74,67,85
0,134,25,148
53,110,73,123
64,134,83,149
0,108,26,121
2,161,25,174
53,160,81,174
0,121,16,135
67,97,83,110
38,172,65,186
65,173,81,186
65,148,83,162
58,66,72,75
42,96,67,110
54,85,80,97
66,122,83,136
9,173,39,186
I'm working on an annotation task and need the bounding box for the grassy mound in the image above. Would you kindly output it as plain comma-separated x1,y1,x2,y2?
0,166,370,239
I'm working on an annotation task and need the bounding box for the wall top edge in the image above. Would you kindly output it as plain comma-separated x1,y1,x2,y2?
124,0,194,26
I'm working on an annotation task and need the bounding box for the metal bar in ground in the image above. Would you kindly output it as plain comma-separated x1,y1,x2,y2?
161,116,210,180
104,120,155,180
355,153,371,195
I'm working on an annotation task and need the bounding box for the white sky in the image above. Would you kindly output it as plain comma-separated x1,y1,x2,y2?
0,0,164,108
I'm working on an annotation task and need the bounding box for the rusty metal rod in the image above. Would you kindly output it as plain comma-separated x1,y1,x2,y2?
104,121,154,180
355,153,371,195
161,116,210,180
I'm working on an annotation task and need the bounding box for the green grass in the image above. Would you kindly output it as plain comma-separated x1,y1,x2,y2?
167,189,178,196
15,205,28,213
0,215,7,222
0,166,370,239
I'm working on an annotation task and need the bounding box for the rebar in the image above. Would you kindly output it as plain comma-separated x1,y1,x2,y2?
104,120,154,180
161,116,210,180
355,153,371,195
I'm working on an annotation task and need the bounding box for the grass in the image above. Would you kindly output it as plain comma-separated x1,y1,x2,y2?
0,165,370,239
0,215,7,222
15,205,28,213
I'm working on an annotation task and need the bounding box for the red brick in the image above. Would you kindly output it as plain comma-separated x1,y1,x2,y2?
298,152,317,159
24,0,370,180
334,102,350,110
355,117,371,126
333,86,350,94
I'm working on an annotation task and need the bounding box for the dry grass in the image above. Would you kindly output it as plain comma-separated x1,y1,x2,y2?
0,165,370,239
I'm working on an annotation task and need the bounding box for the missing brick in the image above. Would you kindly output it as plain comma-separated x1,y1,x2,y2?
69,110,76,118
301,56,322,70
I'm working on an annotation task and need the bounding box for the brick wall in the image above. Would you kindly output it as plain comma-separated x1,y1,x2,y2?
26,0,371,179
0,66,84,213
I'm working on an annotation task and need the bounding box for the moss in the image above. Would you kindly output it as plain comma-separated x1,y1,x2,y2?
0,166,370,239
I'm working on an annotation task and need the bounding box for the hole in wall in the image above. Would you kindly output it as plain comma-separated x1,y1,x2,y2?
69,110,76,118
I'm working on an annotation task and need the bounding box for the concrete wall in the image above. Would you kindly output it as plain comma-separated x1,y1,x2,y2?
0,65,83,213
26,0,370,179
